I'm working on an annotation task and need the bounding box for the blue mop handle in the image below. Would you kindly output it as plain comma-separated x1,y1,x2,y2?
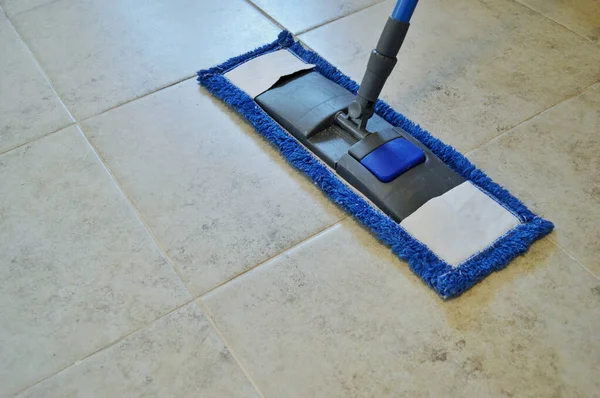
391,0,419,23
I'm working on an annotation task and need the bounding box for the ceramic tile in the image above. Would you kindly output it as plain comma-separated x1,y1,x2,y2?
82,79,345,296
517,0,600,43
11,0,279,120
0,16,72,154
1,0,57,16
250,0,384,34
468,83,600,278
203,219,600,397
299,0,600,152
0,126,191,396
18,302,258,398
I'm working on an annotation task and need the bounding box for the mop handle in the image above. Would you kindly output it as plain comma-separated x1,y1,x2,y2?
348,0,419,129
392,0,419,23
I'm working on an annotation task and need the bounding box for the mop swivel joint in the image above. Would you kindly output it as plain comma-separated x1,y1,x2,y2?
348,17,410,130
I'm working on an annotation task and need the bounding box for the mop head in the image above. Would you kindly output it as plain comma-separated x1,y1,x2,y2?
197,31,553,299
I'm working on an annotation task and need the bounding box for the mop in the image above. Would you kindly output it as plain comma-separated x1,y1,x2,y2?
197,0,553,298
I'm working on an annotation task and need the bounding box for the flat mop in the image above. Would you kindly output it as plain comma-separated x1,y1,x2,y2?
198,0,553,298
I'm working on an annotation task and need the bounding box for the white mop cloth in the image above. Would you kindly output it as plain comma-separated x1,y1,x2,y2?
224,49,315,98
400,182,521,266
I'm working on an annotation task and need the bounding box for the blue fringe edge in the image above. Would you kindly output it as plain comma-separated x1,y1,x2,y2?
197,31,554,299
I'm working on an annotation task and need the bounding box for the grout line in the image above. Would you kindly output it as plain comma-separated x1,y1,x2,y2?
243,0,386,37
196,300,267,398
295,0,387,36
0,122,76,157
78,126,196,296
13,297,198,396
243,0,289,32
78,74,196,123
510,0,600,47
546,235,600,282
5,0,65,18
4,15,75,121
201,217,348,298
465,80,600,156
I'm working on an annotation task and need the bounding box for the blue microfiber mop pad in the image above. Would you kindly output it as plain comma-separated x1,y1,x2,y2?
197,31,554,299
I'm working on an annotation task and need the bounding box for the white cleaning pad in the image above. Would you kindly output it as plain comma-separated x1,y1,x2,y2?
224,49,315,98
400,182,520,266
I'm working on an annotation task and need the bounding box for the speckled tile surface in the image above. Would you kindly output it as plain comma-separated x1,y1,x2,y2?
468,83,600,278
82,79,345,296
1,0,599,395
1,0,57,17
18,302,259,398
0,127,190,396
0,13,72,154
203,219,600,397
299,0,600,152
11,0,279,120
249,0,385,33
516,0,600,43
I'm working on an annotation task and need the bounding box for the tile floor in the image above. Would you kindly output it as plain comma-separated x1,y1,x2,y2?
0,0,598,396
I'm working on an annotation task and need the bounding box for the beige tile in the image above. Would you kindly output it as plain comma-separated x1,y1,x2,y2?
82,79,345,296
299,0,600,152
517,0,600,43
12,0,279,120
250,0,384,34
468,83,600,278
1,0,57,16
0,127,191,396
0,16,72,154
203,219,600,397
18,302,258,398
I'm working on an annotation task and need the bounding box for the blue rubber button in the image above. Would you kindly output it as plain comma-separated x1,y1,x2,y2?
359,138,425,182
